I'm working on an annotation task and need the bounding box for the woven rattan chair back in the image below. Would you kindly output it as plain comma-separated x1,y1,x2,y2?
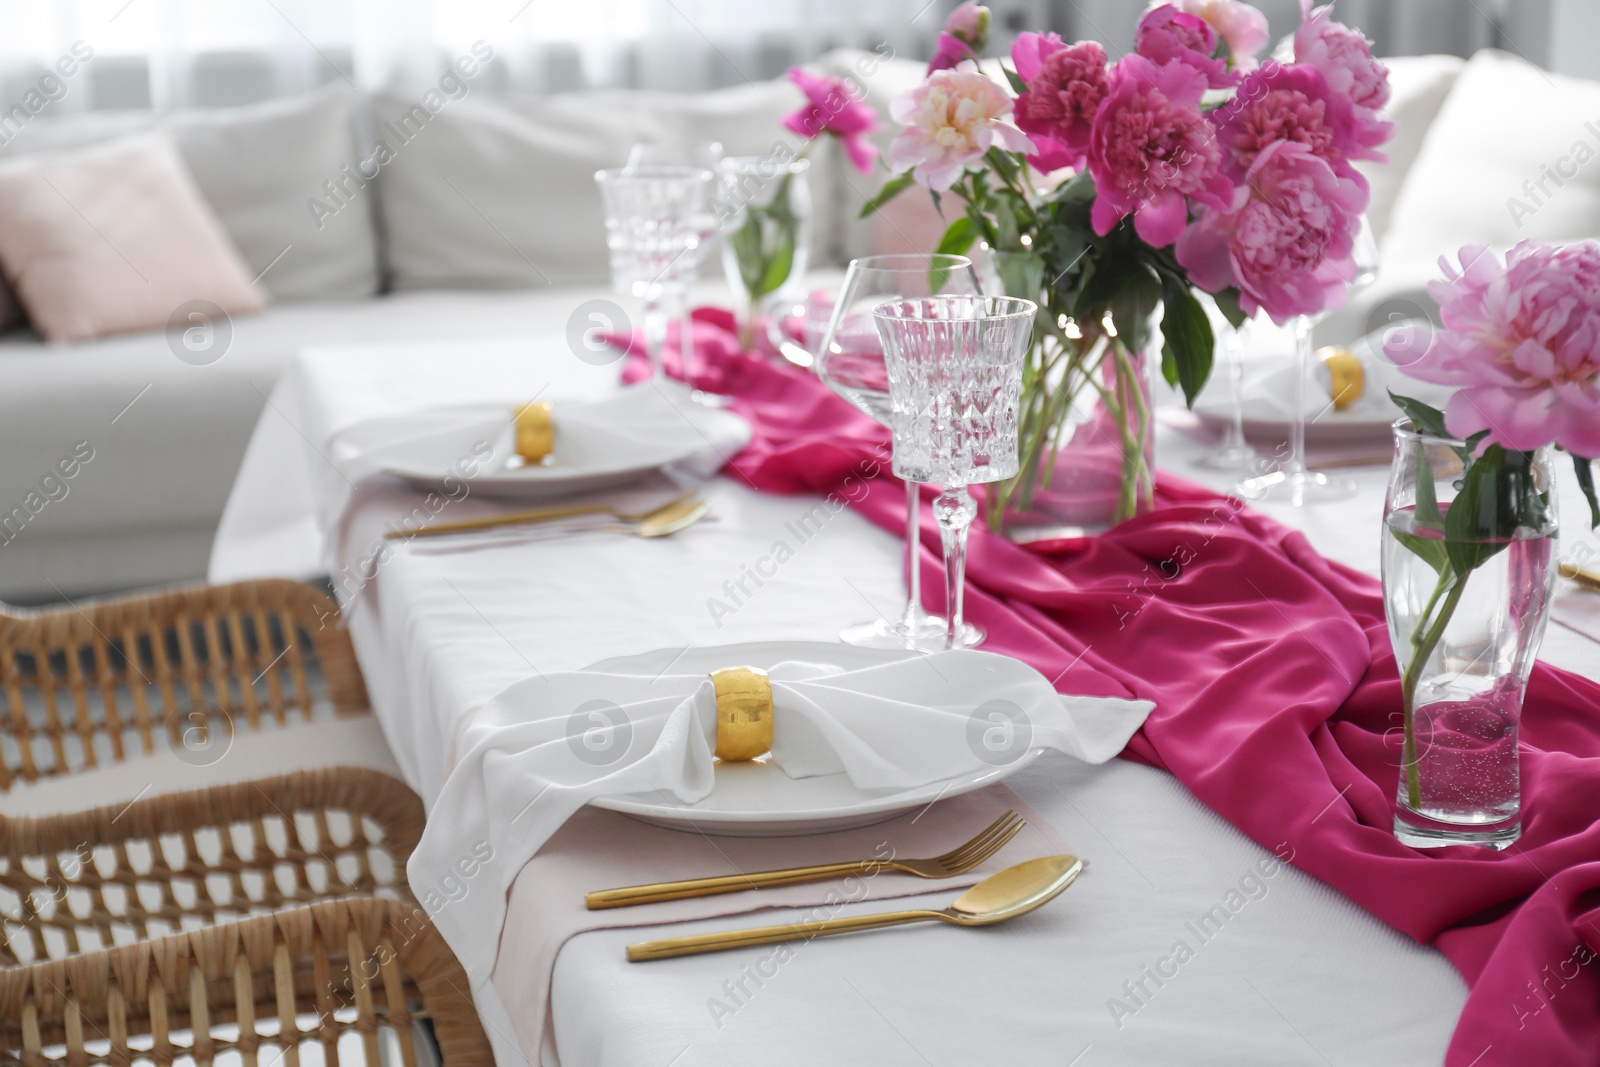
0,580,368,789
0,768,423,968
0,896,493,1066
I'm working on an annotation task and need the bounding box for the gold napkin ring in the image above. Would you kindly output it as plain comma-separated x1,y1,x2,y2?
1317,346,1365,413
513,401,554,464
710,666,773,762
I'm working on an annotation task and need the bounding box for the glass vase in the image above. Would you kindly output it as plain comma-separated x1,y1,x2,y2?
1381,423,1558,850
717,156,811,351
979,251,1156,539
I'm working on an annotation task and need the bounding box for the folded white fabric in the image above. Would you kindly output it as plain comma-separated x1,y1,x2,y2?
410,645,1153,986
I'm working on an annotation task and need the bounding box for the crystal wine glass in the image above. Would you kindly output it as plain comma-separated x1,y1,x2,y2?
815,254,983,650
1191,298,1261,474
627,143,723,387
1239,215,1380,505
873,295,1034,650
594,166,715,384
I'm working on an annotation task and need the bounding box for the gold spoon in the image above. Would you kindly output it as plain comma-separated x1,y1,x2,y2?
391,490,698,540
625,854,1084,962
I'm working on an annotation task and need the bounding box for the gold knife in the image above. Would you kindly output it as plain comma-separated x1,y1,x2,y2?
1560,561,1600,593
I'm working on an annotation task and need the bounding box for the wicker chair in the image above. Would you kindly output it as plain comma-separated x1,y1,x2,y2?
0,896,494,1066
0,768,424,968
0,579,369,789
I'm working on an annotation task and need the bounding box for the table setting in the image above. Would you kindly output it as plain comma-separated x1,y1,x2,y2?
210,3,1600,1065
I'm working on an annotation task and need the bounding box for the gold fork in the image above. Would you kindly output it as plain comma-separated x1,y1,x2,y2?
585,809,1026,910
390,489,698,540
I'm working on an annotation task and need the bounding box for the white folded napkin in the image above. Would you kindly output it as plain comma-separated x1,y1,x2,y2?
409,646,1153,986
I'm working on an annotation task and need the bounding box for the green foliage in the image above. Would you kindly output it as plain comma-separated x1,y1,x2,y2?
859,172,914,218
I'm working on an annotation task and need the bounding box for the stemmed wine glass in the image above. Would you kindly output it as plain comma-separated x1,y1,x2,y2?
1238,216,1380,505
626,142,723,387
594,166,715,384
1191,298,1261,474
815,254,983,649
873,295,1034,650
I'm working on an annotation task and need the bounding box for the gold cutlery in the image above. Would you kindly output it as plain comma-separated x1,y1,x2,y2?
390,490,699,540
1560,561,1600,593
626,853,1083,961
587,810,1027,910
407,497,710,553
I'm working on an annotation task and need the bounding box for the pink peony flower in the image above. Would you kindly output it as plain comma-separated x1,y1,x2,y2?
1171,0,1269,71
783,68,881,174
1393,241,1600,457
887,63,1033,191
1136,4,1238,88
1294,0,1394,157
1087,55,1232,248
1210,61,1369,190
1011,34,1110,172
928,3,991,73
1175,141,1366,324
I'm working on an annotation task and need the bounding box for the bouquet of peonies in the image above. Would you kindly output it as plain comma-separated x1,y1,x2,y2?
788,0,1395,529
1387,240,1600,806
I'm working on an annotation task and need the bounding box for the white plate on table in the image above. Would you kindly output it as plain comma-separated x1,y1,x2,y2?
584,641,1045,837
1191,362,1402,448
332,403,705,502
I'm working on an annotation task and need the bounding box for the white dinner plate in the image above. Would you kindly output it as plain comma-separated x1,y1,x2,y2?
1191,362,1402,448
582,641,1045,837
334,403,704,501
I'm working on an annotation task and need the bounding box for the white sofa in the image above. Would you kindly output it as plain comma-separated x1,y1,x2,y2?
0,47,1594,601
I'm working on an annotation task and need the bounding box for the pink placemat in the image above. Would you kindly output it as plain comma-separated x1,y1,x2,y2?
491,784,1069,1058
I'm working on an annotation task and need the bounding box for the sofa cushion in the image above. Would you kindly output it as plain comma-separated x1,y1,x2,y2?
374,78,834,291
1354,54,1465,249
1383,49,1600,264
0,132,265,343
0,85,380,302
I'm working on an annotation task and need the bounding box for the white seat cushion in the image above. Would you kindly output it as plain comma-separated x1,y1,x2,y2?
1356,54,1465,249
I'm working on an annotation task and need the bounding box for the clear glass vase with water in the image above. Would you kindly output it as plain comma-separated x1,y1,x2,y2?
1381,423,1558,849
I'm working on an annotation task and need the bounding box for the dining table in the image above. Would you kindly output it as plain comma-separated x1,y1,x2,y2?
209,318,1600,1067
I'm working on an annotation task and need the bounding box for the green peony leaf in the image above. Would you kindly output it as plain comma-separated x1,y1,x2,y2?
1157,277,1214,408
1574,455,1600,529
859,173,914,219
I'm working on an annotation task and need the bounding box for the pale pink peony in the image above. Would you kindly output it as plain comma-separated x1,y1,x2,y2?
783,68,881,174
1294,0,1393,156
1136,4,1238,88
1175,141,1366,324
1011,34,1110,172
887,63,1033,191
1210,60,1369,192
1171,0,1269,71
1393,241,1600,457
928,3,991,73
1087,54,1232,248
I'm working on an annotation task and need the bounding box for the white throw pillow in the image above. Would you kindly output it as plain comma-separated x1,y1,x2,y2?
0,132,266,343
0,85,379,302
1383,49,1600,265
1356,54,1465,249
374,79,834,292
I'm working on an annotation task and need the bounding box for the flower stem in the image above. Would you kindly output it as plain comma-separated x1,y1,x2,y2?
1399,568,1467,809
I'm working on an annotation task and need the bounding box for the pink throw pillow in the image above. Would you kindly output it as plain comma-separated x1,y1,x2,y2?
0,132,266,343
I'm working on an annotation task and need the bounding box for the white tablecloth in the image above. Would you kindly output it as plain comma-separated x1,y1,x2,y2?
212,331,1600,1067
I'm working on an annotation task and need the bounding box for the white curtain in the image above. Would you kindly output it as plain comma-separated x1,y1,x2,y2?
0,0,1563,112
0,0,943,110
